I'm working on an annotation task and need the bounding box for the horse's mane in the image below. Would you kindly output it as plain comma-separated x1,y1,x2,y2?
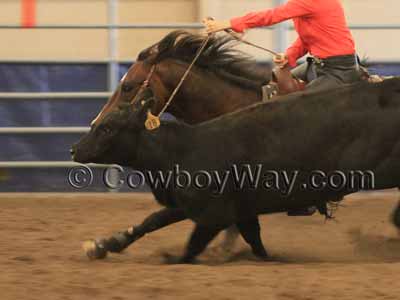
137,30,270,91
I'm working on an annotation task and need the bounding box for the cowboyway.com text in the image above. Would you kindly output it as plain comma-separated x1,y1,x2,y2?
68,164,375,196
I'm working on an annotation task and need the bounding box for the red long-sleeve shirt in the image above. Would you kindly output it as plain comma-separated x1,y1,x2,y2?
230,0,355,67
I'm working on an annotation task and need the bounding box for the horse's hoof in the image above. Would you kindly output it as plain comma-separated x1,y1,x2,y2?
82,239,108,260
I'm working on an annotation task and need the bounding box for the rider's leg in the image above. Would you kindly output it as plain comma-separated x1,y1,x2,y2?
291,57,319,83
290,62,309,82
306,65,362,92
306,72,342,92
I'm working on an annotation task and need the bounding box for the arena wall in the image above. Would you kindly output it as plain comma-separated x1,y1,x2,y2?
0,0,399,61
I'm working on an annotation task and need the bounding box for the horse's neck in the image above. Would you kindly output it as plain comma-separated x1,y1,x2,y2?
162,62,262,124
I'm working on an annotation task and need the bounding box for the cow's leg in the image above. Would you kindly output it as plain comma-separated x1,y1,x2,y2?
392,195,400,232
220,225,239,252
236,217,269,260
83,208,186,259
107,207,187,252
165,224,223,264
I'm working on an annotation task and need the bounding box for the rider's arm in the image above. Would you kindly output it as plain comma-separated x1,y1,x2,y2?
285,37,308,67
230,0,314,33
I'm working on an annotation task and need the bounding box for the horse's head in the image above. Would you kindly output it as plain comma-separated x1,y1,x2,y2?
72,88,156,165
91,33,200,127
90,42,168,127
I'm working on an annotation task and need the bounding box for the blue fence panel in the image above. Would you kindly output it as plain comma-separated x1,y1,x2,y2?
0,99,106,127
0,64,108,92
1,62,400,192
0,133,84,161
0,168,149,192
368,63,400,76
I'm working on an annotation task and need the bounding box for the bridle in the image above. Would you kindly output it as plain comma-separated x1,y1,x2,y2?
129,34,212,131
129,64,156,106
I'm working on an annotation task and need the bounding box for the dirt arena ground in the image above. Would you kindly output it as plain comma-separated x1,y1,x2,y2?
1,192,400,300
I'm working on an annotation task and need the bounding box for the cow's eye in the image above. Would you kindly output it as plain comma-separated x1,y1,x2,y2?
121,83,133,93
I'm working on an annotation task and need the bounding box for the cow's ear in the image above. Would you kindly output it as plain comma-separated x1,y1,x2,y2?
128,97,156,128
141,96,157,112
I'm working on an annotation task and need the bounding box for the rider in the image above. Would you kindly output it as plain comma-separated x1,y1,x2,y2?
203,0,363,92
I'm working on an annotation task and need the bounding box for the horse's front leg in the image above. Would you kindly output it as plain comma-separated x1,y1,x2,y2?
83,208,187,259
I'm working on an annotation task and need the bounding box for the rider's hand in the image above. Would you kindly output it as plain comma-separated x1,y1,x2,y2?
202,19,231,34
273,53,289,68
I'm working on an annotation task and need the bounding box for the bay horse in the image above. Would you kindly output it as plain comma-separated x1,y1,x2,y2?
92,30,271,126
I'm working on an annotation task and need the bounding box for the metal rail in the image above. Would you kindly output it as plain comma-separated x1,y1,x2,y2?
108,0,119,91
1,58,400,65
0,92,111,99
0,58,122,63
0,23,206,30
0,161,112,168
0,127,89,134
346,24,400,30
0,23,399,30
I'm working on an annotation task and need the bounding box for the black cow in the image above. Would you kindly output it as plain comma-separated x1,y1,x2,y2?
72,78,400,263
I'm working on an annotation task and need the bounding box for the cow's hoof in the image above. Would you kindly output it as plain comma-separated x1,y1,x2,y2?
252,248,270,261
254,254,271,262
162,253,196,265
82,239,108,260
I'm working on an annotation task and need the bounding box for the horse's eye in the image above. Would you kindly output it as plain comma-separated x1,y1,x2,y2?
121,83,133,93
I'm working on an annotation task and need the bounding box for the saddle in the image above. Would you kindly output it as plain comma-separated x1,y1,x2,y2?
262,66,306,101
262,64,386,102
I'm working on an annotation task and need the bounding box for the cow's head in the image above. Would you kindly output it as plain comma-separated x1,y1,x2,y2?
71,89,156,165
